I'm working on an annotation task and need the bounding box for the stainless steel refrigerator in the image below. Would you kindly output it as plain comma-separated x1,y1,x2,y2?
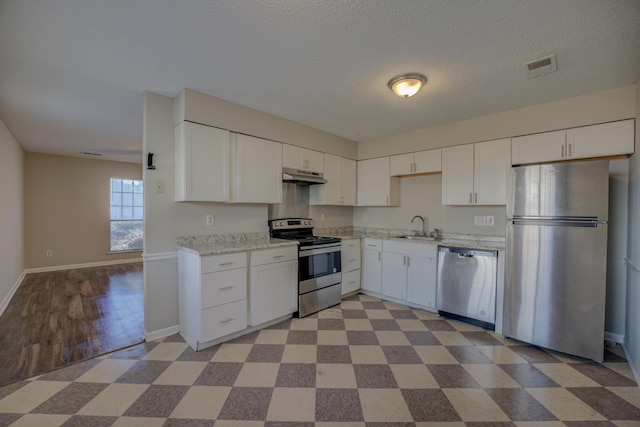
504,159,609,362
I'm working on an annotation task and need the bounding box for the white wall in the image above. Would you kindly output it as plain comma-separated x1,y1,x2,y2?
624,81,640,378
143,90,358,336
0,119,24,313
353,174,506,236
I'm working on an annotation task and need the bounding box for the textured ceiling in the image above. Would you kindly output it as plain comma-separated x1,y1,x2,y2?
0,1,639,163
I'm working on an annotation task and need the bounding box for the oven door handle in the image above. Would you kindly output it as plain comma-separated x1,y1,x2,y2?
299,245,341,257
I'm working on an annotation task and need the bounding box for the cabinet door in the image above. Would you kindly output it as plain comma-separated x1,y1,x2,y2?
340,157,357,205
362,247,382,294
250,260,297,326
357,157,399,206
305,149,325,173
511,130,566,165
567,120,635,160
414,149,442,174
442,144,474,205
389,153,414,176
282,144,305,170
381,251,407,300
406,255,437,310
174,122,229,202
231,134,282,203
474,138,511,205
322,153,342,204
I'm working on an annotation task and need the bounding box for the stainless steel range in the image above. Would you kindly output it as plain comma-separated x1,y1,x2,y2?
269,218,342,317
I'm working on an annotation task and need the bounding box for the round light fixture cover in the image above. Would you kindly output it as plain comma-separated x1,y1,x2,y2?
388,73,427,98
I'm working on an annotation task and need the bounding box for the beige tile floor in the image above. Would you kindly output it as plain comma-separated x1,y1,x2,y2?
0,293,638,426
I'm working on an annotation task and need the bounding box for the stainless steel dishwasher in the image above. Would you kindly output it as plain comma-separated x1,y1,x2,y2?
436,246,497,329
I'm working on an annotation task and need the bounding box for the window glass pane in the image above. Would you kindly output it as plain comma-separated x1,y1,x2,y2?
133,193,143,207
122,192,134,207
122,179,133,193
110,192,122,206
111,178,122,192
133,181,143,193
121,207,133,220
110,206,121,220
110,221,143,251
133,207,143,220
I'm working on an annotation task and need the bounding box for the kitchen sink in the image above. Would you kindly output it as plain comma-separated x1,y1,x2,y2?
395,235,438,241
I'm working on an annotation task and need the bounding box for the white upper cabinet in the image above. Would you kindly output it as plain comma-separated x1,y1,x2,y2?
357,157,400,206
174,121,230,202
230,134,282,204
390,149,442,176
512,119,634,165
309,154,356,206
567,120,634,160
282,144,324,173
442,138,511,205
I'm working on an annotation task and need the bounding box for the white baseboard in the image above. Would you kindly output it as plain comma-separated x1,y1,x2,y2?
0,271,27,317
605,331,625,345
142,251,178,262
144,324,180,342
622,343,640,386
25,257,142,274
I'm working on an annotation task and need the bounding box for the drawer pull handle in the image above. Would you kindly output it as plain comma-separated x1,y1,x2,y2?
348,258,357,262
367,244,377,247
219,285,234,291
272,255,285,259
348,280,356,284
219,262,234,266
220,318,234,324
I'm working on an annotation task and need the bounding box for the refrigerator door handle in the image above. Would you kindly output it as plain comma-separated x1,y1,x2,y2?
512,218,601,228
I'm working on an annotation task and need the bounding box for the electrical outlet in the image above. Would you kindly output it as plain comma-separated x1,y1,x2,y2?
486,215,495,226
320,213,326,222
362,214,368,222
46,250,53,257
474,216,486,226
206,214,215,226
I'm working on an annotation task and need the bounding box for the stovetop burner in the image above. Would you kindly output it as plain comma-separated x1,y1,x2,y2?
268,218,341,247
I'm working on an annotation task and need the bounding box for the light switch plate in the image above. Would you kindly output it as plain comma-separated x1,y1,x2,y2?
474,216,486,226
486,216,495,226
206,214,215,226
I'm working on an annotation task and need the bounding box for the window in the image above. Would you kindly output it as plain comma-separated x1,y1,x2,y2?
110,178,143,252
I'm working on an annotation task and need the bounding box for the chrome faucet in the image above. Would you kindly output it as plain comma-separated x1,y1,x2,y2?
410,215,426,236
429,228,442,240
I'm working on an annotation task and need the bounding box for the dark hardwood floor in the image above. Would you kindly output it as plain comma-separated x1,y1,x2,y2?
0,262,143,386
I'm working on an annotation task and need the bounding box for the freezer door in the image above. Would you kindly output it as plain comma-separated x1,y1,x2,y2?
507,159,609,220
504,220,607,362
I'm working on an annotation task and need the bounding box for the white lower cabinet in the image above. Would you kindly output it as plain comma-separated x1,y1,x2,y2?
250,247,298,326
178,251,248,350
381,241,437,311
361,239,383,293
341,239,361,295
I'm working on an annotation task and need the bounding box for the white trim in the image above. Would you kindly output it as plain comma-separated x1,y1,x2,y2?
0,271,27,317
144,324,180,342
24,257,142,274
625,258,640,274
604,331,625,345
142,251,178,262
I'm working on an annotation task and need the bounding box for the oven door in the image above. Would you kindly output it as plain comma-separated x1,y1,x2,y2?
298,244,342,294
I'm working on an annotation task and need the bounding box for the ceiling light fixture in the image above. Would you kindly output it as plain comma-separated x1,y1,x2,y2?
387,73,427,98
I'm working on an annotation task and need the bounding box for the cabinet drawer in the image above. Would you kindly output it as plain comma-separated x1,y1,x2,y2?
201,268,247,309
251,246,297,266
342,269,361,295
201,252,247,274
363,239,382,251
342,239,361,272
200,299,247,343
383,240,437,258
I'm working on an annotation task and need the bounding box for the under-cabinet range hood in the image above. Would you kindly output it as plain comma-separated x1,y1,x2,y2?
282,167,326,184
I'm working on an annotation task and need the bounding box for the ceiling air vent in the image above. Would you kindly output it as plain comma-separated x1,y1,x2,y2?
525,54,557,78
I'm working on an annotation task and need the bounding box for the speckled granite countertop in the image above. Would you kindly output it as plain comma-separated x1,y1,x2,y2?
315,226,505,251
176,232,298,256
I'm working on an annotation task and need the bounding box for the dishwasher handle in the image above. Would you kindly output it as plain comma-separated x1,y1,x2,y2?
438,246,497,258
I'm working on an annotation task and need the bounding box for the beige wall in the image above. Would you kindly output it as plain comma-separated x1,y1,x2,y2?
359,85,636,160
24,153,142,268
0,119,24,310
176,88,358,159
